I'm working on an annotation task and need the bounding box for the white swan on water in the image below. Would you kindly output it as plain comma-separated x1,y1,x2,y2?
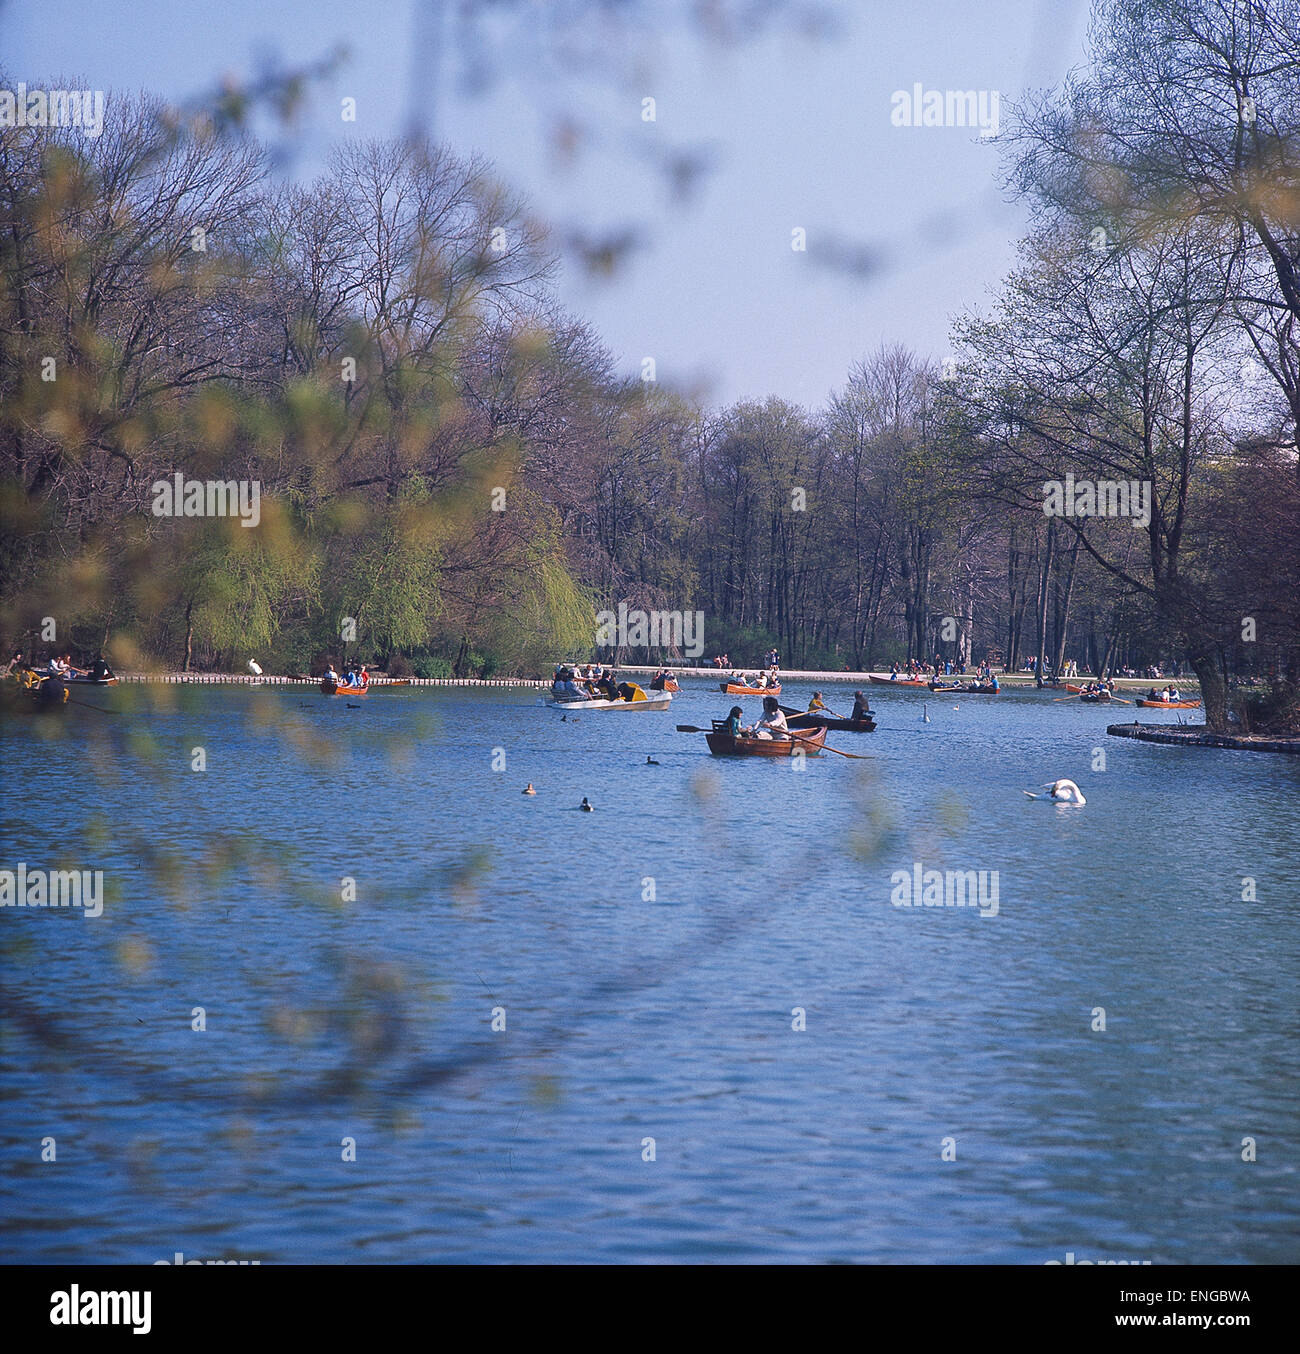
1024,778,1086,805
247,659,263,676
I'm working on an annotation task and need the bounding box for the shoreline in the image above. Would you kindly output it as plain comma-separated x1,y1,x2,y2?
100,668,1202,692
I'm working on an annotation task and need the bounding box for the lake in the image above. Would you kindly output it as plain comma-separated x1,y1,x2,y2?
2,681,1298,1263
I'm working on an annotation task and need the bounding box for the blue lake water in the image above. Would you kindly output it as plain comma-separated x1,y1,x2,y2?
2,681,1298,1263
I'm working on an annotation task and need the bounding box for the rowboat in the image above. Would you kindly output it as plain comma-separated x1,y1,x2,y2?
785,712,876,733
929,683,998,695
1137,698,1201,708
720,682,781,696
321,678,367,695
68,674,118,686
705,724,826,756
649,676,680,692
1,673,68,712
546,688,672,712
868,674,927,686
1079,691,1112,703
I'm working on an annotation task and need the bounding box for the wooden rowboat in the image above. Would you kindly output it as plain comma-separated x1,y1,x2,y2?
705,724,826,756
929,683,999,695
649,676,680,692
321,678,367,695
868,674,928,686
1137,698,1201,708
68,674,118,686
720,682,781,696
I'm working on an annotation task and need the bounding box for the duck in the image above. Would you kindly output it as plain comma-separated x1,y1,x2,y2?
580,797,594,811
646,756,660,766
921,704,930,723
522,783,536,795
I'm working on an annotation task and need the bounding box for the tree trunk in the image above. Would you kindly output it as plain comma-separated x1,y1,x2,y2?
182,598,194,673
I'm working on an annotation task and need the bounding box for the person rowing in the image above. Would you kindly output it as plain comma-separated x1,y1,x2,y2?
850,690,873,722
808,691,826,712
745,695,789,740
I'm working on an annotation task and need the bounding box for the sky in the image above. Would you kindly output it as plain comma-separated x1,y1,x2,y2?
5,0,1093,407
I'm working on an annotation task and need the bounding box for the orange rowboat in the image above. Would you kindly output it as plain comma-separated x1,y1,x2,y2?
1136,698,1201,708
321,678,367,694
705,725,826,756
720,682,781,696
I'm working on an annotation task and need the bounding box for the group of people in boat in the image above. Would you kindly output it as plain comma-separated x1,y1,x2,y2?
1146,684,1184,703
721,695,789,739
324,662,370,688
1079,679,1115,696
3,649,115,683
932,672,999,692
729,667,779,689
552,663,639,702
723,688,874,740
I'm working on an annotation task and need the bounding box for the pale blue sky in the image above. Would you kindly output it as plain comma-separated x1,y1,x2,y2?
6,0,1090,405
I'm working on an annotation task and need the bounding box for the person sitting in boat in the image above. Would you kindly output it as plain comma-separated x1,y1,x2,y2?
850,690,873,721
989,674,999,692
89,655,113,681
343,666,358,686
597,671,620,700
722,705,744,736
325,663,341,684
808,691,826,712
746,696,788,740
357,665,370,688
1167,687,1180,702
2,650,23,678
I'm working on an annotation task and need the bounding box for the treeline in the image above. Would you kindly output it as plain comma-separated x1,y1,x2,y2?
1,0,1298,731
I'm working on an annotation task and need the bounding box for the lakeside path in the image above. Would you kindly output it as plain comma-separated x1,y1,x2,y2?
108,669,1200,691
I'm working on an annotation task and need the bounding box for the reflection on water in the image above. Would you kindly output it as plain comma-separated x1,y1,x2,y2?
2,684,1298,1262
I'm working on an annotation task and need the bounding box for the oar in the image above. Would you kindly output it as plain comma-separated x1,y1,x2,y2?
813,740,870,760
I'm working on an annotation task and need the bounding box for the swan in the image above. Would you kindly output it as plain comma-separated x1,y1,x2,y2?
247,659,263,676
1024,778,1086,805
